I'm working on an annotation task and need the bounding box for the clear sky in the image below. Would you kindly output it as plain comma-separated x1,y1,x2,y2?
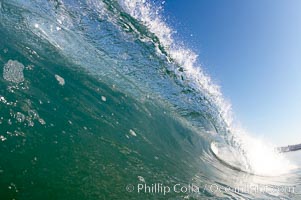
163,0,301,146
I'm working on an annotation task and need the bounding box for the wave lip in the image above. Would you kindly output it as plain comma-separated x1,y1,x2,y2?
119,0,233,129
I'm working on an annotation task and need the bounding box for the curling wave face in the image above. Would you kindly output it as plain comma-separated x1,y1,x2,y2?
0,0,300,199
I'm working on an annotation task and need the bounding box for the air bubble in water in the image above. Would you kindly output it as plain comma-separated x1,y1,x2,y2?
55,74,65,86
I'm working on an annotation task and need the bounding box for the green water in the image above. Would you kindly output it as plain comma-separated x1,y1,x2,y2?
0,46,211,199
0,0,300,199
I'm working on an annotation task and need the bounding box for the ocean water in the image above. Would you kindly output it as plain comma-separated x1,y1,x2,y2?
0,0,300,199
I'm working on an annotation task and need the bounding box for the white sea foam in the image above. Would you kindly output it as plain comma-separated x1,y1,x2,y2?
3,60,25,83
237,130,297,176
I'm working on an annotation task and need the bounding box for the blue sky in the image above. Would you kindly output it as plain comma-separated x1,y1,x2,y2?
163,0,301,145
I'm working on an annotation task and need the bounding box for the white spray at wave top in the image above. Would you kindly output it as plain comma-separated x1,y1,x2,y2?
119,0,233,128
119,0,297,175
